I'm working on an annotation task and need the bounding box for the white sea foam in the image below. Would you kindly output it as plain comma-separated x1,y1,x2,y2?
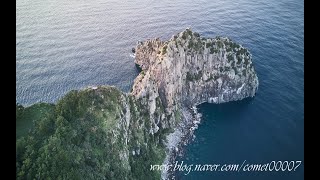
129,53,136,58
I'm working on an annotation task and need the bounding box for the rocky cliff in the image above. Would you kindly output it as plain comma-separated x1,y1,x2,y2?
132,28,258,124
16,29,258,180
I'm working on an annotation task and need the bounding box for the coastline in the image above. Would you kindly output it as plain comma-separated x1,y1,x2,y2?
162,106,202,180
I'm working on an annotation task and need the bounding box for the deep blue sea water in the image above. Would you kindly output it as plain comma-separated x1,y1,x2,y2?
16,0,304,179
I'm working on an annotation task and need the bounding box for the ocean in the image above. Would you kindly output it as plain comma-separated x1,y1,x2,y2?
16,0,304,179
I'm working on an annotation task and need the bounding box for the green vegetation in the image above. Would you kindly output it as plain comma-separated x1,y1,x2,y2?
231,42,240,50
16,103,55,139
216,41,223,48
186,72,193,81
155,97,165,113
210,47,214,54
210,47,218,54
242,69,247,76
187,39,203,52
189,36,247,58
162,45,167,55
206,42,212,48
231,61,236,67
181,29,193,40
186,71,202,81
205,75,214,82
188,41,194,49
237,56,242,64
16,86,168,180
193,32,200,37
244,57,250,66
127,97,166,180
186,29,193,36
182,34,187,40
233,67,238,75
238,47,247,54
176,32,245,57
174,109,182,125
227,54,234,62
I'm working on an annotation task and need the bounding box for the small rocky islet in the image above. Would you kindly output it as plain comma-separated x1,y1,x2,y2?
16,28,258,179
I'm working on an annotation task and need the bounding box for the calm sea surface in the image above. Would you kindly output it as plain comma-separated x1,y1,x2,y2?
16,0,304,179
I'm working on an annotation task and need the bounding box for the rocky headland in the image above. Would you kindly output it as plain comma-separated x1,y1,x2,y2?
16,29,258,180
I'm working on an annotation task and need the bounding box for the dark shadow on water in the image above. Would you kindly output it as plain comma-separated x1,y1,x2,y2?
197,96,255,108
196,97,254,122
135,63,142,73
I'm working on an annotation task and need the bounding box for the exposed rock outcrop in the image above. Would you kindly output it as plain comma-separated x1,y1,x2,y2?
132,28,258,123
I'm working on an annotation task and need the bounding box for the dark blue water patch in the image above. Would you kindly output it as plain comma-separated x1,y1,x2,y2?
176,100,304,180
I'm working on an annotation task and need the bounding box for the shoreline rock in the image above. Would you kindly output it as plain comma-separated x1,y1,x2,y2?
162,106,202,179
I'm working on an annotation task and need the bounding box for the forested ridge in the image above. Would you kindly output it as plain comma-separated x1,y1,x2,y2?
16,86,167,180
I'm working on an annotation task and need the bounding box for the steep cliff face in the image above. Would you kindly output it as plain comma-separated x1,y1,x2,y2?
132,28,258,116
